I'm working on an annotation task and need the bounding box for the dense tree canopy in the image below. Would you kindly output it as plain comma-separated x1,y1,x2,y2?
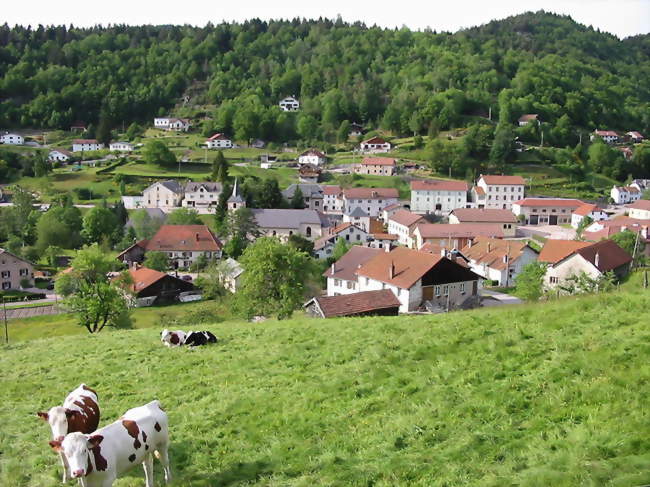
0,12,647,139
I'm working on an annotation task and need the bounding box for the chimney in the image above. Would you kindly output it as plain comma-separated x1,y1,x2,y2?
503,254,508,264
487,242,491,253
388,260,395,279
468,239,473,248
195,233,200,241
594,252,600,268
385,244,391,253
440,247,446,258
331,262,335,274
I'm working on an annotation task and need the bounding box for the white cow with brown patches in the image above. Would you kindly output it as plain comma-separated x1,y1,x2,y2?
37,384,100,482
49,400,171,487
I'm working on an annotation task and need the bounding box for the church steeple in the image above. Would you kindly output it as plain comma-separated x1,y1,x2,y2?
227,178,245,211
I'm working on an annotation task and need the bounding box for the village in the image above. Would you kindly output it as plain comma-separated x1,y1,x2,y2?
0,107,647,320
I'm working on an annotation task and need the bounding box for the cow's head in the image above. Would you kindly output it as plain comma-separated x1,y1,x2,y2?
50,432,102,478
38,406,78,440
161,329,183,346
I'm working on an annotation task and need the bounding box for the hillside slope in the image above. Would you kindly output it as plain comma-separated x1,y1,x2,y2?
1,290,650,486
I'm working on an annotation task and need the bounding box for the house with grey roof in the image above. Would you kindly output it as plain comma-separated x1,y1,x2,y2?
142,180,184,209
282,184,324,211
252,209,331,240
183,181,222,209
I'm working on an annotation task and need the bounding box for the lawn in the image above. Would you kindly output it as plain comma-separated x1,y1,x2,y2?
1,289,650,486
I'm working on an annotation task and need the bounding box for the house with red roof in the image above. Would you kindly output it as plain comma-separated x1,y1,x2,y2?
323,246,383,296
412,223,505,250
448,208,518,237
304,289,401,318
518,114,539,126
628,199,650,220
355,157,396,176
125,265,195,305
359,136,391,154
387,209,426,247
410,179,469,215
117,225,222,269
342,187,399,218
461,237,538,287
473,174,526,210
543,239,632,290
205,133,232,149
298,149,327,166
590,130,619,144
627,131,644,143
512,198,584,225
313,222,371,259
571,203,609,229
356,247,482,312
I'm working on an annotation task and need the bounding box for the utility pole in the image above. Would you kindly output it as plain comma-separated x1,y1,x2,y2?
3,297,8,345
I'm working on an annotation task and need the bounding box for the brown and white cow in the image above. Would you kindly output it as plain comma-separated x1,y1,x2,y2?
37,383,100,482
49,400,171,487
160,329,186,347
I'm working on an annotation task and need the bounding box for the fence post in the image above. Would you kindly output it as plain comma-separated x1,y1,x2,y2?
3,297,8,345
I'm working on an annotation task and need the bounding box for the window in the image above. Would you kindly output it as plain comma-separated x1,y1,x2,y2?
550,276,559,284
435,285,441,296
443,285,449,295
306,227,312,237
2,282,10,290
334,279,341,287
365,278,370,285
460,282,465,293
356,234,361,241
1,271,10,278
347,281,355,290
397,288,401,296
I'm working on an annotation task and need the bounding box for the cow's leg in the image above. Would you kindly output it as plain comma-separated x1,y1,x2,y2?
60,451,70,482
155,444,172,483
142,453,154,487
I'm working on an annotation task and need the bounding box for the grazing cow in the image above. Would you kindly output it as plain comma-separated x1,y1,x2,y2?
37,384,100,482
160,329,218,348
49,400,171,487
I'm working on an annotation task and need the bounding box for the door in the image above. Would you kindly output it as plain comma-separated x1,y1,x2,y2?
422,286,434,301
549,215,558,225
530,215,539,225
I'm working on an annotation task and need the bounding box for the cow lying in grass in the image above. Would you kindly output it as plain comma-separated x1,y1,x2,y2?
49,400,171,487
160,329,218,348
38,384,100,483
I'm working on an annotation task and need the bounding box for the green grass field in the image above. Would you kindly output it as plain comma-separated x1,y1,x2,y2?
1,287,650,486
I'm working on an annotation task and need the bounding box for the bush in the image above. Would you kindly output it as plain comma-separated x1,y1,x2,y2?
73,187,93,200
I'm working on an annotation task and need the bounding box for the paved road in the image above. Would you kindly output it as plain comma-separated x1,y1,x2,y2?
481,289,523,307
4,304,62,319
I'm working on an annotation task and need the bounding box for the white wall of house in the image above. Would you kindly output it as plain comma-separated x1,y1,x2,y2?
183,188,221,208
206,138,232,149
298,154,325,165
48,151,70,162
468,247,537,286
163,250,221,269
411,189,467,214
387,220,415,247
0,134,24,145
360,141,391,153
121,196,144,209
72,142,104,152
0,252,34,290
476,179,525,210
571,210,608,229
142,183,183,209
629,207,650,220
323,194,343,213
279,97,300,111
358,275,412,312
326,276,360,296
109,142,134,152
344,197,398,218
544,255,600,289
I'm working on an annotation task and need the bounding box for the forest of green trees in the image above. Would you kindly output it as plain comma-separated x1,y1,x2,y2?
0,11,648,142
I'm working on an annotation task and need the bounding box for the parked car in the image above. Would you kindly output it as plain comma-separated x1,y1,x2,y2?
181,275,192,281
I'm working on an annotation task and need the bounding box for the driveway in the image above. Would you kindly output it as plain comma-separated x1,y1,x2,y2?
517,225,576,240
481,289,523,307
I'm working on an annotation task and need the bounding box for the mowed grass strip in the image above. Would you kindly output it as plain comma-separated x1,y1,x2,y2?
1,291,650,486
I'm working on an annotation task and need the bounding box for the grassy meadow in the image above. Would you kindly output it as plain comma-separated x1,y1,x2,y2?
1,289,650,486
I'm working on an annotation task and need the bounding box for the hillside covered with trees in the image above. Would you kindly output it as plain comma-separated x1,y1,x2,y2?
0,11,648,142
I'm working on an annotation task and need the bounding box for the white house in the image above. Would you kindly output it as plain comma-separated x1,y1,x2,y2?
205,133,232,149
473,175,526,210
298,149,326,166
512,198,584,225
342,187,399,218
628,200,650,220
279,96,300,112
571,203,609,229
322,185,343,214
410,179,469,215
448,208,518,237
142,180,184,209
323,246,383,296
611,185,641,204
359,136,391,154
0,133,24,145
461,237,538,287
221,258,244,293
591,130,619,144
121,195,145,209
48,149,72,162
627,131,644,143
183,182,222,209
387,210,426,247
542,240,631,290
72,139,104,152
154,117,190,132
109,141,134,152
